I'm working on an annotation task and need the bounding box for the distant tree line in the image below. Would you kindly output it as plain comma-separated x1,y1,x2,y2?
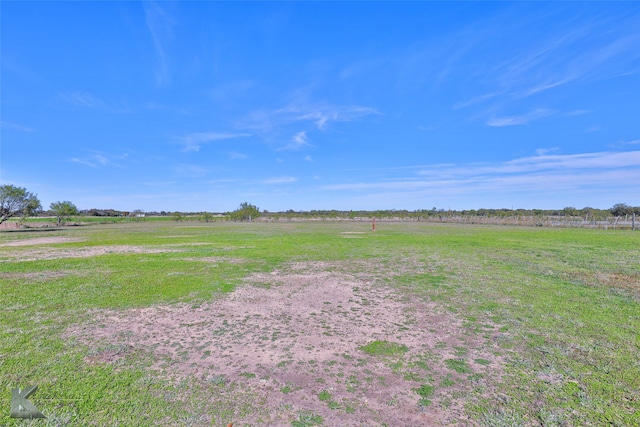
257,205,640,221
1,184,638,229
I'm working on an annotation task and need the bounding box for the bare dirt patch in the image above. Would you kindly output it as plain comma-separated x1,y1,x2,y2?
570,271,640,300
0,236,85,247
67,262,503,426
594,272,640,292
0,245,181,262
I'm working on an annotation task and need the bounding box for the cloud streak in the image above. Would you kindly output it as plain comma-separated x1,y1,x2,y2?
279,131,314,151
486,109,554,127
416,151,640,178
70,153,117,168
0,121,35,132
176,132,250,152
241,102,379,134
144,1,175,85
322,150,640,207
173,164,209,178
262,176,298,184
60,92,133,113
446,7,640,125
228,151,247,160
61,92,105,109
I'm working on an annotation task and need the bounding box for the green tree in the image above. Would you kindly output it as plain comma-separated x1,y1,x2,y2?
200,212,214,222
229,202,261,221
0,184,41,224
610,203,631,217
50,201,78,226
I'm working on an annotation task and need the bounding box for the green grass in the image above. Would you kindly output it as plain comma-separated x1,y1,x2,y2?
280,385,293,394
1,221,639,426
414,384,435,407
291,410,323,427
317,390,332,402
445,359,473,374
359,340,409,357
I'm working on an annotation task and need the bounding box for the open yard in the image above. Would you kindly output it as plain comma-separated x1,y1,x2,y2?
1,222,639,426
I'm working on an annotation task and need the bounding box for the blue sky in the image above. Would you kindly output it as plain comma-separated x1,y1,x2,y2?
2,1,639,212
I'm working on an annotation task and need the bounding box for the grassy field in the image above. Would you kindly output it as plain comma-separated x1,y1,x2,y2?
1,222,638,426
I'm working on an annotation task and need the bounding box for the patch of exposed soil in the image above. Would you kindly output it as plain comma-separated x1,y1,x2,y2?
570,271,640,300
0,236,85,246
67,262,504,426
0,245,181,262
594,272,640,292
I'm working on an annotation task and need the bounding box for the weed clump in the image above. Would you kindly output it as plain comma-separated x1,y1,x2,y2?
445,358,472,374
359,340,408,356
291,411,323,427
414,383,435,407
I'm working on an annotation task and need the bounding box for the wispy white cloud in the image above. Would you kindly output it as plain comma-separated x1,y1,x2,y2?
262,176,298,184
241,102,379,134
207,178,245,184
228,151,247,160
61,92,105,109
176,132,250,152
70,153,117,168
94,154,109,166
519,78,573,98
279,131,314,151
415,151,640,178
325,169,638,194
440,8,640,126
144,102,189,114
453,92,500,110
565,110,591,117
534,147,559,156
143,181,176,186
609,139,640,148
60,92,133,113
173,164,209,178
321,150,640,207
304,155,313,162
71,158,99,168
0,121,35,132
144,1,176,85
297,106,379,131
486,108,554,127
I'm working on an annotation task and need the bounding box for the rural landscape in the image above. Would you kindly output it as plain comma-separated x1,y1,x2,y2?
1,190,639,426
3,2,640,426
